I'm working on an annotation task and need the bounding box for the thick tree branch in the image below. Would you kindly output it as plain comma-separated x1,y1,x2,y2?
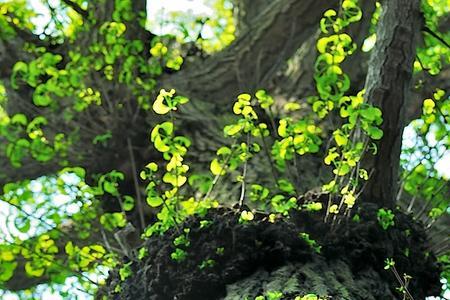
0,0,333,192
232,0,272,35
3,19,47,47
162,0,334,106
362,0,422,207
270,0,376,102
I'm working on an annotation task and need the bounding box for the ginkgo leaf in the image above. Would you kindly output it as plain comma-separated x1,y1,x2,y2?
153,95,171,114
240,210,254,221
210,159,226,176
147,196,163,207
25,262,45,277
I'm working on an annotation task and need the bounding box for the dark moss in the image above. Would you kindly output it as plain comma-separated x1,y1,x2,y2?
98,203,441,300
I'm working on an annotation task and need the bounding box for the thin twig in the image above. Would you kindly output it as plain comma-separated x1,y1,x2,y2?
238,134,250,208
127,138,146,230
390,266,415,300
61,0,88,18
423,26,450,49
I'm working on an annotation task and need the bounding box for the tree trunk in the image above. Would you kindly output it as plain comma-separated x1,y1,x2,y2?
362,0,422,207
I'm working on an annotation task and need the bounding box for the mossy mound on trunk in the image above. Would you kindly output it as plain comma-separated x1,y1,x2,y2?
98,203,441,300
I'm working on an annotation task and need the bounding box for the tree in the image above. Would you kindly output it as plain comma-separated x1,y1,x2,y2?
0,0,449,299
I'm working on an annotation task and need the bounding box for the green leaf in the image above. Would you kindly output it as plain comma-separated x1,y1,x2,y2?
224,124,243,136
240,210,254,221
0,249,15,262
11,114,28,126
123,196,135,211
12,61,28,74
360,106,382,121
188,174,212,193
170,248,187,261
14,216,30,233
33,93,53,107
241,106,253,116
359,169,369,180
304,202,323,211
298,294,319,300
152,95,171,114
210,158,225,176
25,262,45,277
317,37,330,53
250,184,270,202
342,0,362,23
237,93,251,101
163,172,187,187
100,213,127,231
277,179,295,194
65,242,74,255
333,130,348,146
324,149,339,165
333,163,350,176
60,167,86,179
367,126,383,140
423,98,435,114
147,196,163,207
255,90,274,108
153,135,170,152
30,139,54,162
146,162,158,172
284,102,301,111
119,262,133,281
217,146,231,156
11,61,28,89
278,119,288,137
174,95,189,105
159,121,174,135
0,261,17,281
320,9,339,34
103,181,117,195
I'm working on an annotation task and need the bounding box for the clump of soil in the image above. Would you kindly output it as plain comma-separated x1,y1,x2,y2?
98,203,441,300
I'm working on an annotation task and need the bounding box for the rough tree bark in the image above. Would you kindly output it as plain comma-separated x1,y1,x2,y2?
0,0,447,298
362,0,422,207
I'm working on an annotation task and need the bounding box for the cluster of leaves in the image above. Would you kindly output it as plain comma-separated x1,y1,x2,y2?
141,89,218,236
417,0,450,75
4,0,197,165
0,112,72,167
210,90,317,218
253,291,328,300
10,22,154,114
0,168,113,298
399,89,450,224
310,0,384,219
298,232,322,253
0,0,36,39
377,208,395,230
399,0,450,289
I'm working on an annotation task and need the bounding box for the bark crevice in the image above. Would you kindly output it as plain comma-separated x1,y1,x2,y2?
362,0,422,207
